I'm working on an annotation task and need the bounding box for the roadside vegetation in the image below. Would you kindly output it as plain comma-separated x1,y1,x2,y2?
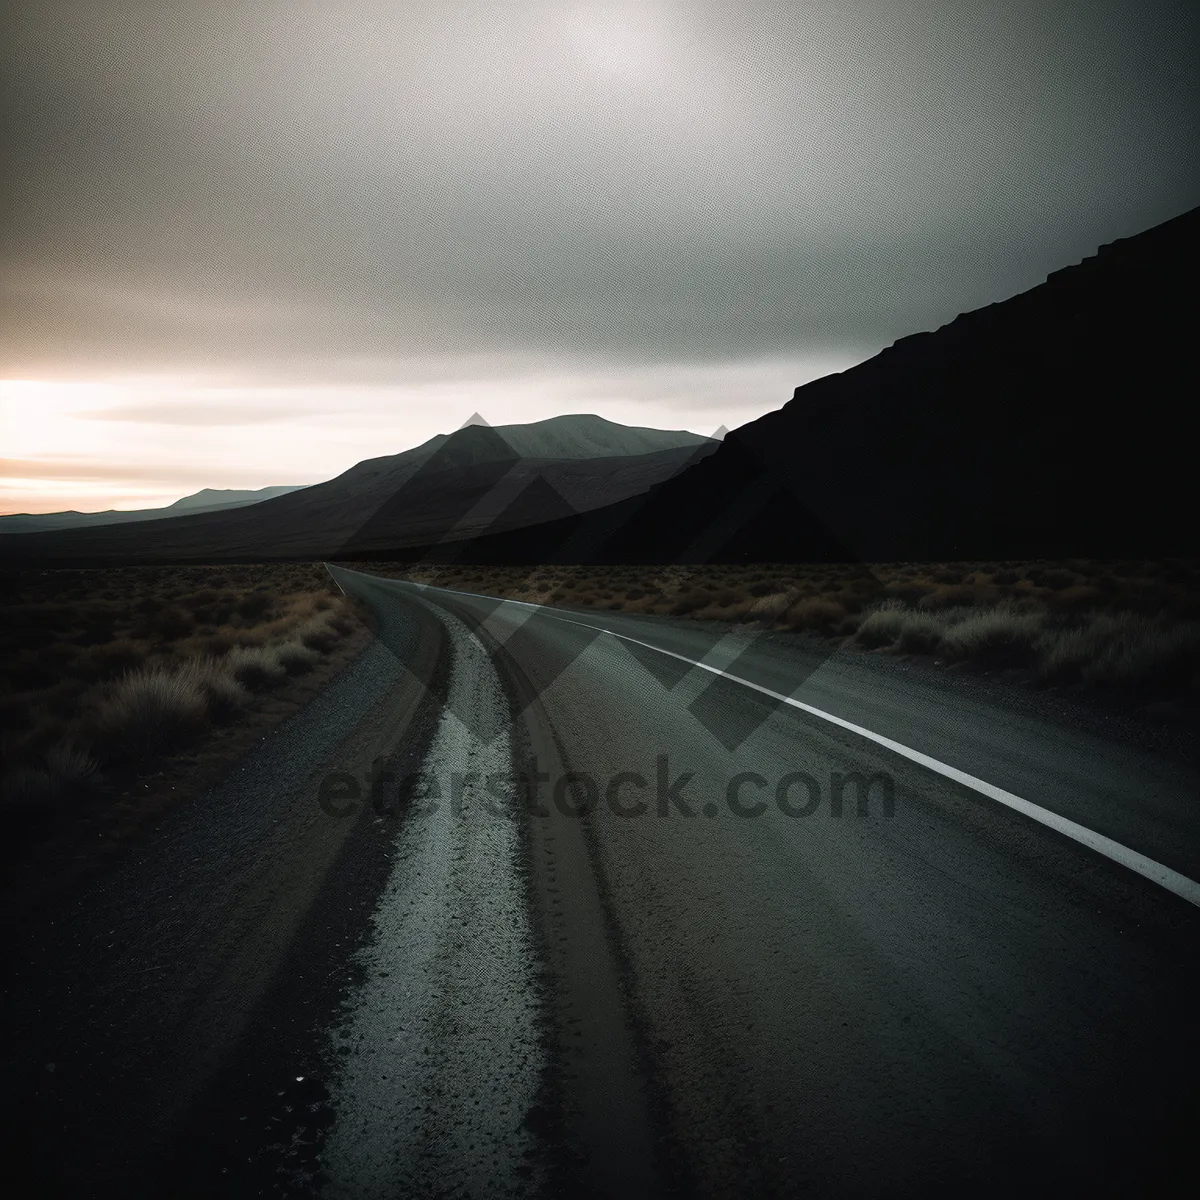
0,564,363,870
364,558,1200,708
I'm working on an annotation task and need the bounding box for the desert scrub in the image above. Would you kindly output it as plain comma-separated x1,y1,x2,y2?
275,639,320,675
360,558,1198,697
747,589,801,623
782,597,846,633
892,610,947,654
853,600,910,649
1037,613,1200,688
96,663,211,760
227,645,288,690
938,608,1045,668
0,565,363,827
0,740,99,830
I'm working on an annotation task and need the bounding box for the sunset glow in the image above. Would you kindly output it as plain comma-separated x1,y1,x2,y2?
0,355,856,513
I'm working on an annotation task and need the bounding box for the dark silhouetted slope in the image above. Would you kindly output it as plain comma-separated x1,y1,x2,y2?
0,417,714,562
0,485,307,533
387,205,1198,565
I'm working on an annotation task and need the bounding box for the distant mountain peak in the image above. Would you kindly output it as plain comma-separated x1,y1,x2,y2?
460,412,491,428
711,425,728,440
0,411,723,557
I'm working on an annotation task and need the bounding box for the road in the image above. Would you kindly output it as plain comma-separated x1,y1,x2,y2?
3,564,1198,1196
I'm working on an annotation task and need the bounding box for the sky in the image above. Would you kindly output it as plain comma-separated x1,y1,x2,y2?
2,1,1197,513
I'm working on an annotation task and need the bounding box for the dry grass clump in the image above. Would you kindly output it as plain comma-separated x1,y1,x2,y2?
274,639,320,675
92,655,256,759
939,608,1045,668
0,564,363,835
774,596,846,633
227,645,288,690
363,557,1197,701
1037,614,1200,688
193,659,252,719
891,610,948,654
849,598,1198,690
96,663,210,760
852,600,910,648
747,590,801,622
0,739,99,825
297,614,346,652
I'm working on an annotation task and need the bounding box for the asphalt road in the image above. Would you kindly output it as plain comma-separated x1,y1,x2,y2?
3,564,1197,1197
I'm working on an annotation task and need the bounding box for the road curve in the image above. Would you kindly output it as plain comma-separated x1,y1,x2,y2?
2,564,1197,1197
328,566,1200,1196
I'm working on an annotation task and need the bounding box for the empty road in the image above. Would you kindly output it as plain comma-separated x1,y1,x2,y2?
3,564,1197,1196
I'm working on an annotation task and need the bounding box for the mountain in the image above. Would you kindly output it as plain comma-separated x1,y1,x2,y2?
380,204,1198,565
0,416,714,562
11,197,1191,571
484,414,711,459
0,484,307,534
164,486,307,512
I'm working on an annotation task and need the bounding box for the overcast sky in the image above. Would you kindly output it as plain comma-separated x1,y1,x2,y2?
2,1,1197,512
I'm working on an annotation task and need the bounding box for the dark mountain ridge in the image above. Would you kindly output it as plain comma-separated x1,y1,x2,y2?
377,204,1198,565
0,485,307,534
4,207,1193,568
0,416,714,563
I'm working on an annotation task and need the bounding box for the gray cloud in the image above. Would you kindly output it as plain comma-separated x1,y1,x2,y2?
2,0,1197,385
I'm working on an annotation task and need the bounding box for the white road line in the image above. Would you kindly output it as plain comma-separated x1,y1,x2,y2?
387,575,1200,911
324,562,349,595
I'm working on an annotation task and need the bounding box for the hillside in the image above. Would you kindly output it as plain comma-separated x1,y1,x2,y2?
164,485,307,512
378,204,1198,565
0,485,307,534
0,416,714,563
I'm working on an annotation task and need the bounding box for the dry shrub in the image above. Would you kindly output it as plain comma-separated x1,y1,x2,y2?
783,597,847,633
227,645,287,690
853,600,909,648
44,740,98,787
1047,585,1105,612
893,611,947,654
1038,614,1200,688
299,617,340,651
97,664,209,759
275,639,319,675
747,589,801,623
237,592,274,620
830,587,867,615
939,608,1044,668
0,739,102,824
883,581,934,606
1040,568,1080,590
747,579,782,597
190,658,250,719
74,638,147,680
671,590,713,616
150,608,195,640
917,585,987,611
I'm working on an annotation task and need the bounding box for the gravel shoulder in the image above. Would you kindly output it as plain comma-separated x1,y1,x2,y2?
0,584,445,1194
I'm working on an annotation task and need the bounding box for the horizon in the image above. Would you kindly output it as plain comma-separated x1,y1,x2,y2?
0,406,729,516
3,1,1197,513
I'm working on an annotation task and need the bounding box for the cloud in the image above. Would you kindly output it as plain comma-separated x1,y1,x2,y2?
3,0,1197,384
2,1,1197,511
